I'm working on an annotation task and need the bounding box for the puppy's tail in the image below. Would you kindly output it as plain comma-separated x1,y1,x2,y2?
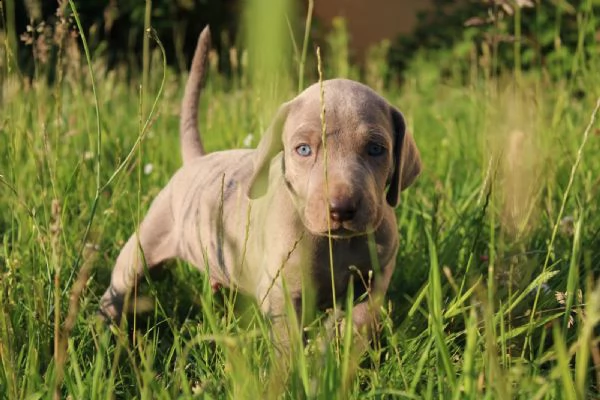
180,26,211,163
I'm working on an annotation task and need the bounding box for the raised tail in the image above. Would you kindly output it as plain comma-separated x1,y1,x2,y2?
180,26,211,164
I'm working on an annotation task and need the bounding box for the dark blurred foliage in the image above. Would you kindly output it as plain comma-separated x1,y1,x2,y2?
389,0,599,81
9,0,238,75
5,0,598,83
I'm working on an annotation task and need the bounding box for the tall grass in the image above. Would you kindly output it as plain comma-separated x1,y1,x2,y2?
1,0,600,398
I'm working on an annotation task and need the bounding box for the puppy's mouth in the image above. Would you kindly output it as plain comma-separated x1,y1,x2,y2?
327,227,367,239
300,203,383,239
314,224,372,239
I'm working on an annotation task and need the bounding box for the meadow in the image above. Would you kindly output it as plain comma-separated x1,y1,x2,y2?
1,1,600,398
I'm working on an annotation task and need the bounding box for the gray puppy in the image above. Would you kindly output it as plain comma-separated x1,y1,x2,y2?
100,27,421,346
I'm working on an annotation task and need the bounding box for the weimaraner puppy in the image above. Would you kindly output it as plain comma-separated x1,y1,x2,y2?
99,26,421,347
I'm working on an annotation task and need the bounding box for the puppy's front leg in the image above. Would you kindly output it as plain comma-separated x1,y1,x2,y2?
256,273,304,357
349,255,397,338
100,186,178,321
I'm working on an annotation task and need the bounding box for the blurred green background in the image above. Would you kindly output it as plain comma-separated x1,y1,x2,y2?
4,0,598,85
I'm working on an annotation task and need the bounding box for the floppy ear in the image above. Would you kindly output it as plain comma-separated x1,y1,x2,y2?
247,103,290,199
387,107,422,207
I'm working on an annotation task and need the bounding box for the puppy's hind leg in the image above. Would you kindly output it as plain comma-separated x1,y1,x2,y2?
99,186,177,321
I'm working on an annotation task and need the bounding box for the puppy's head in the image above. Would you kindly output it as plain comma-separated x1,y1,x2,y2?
248,79,421,237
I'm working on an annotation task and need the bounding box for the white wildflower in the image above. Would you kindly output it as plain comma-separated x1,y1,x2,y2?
144,163,154,175
243,133,254,148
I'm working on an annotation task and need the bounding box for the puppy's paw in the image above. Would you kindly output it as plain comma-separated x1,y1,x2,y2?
321,305,376,354
98,287,124,323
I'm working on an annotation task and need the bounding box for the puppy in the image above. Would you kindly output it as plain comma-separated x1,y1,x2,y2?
100,26,421,349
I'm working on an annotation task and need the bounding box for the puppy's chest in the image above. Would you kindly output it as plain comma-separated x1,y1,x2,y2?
310,238,388,303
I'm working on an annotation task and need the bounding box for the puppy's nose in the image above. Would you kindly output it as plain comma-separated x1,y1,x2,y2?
329,198,357,222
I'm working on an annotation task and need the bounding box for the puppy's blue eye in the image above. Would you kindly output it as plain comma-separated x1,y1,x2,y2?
367,143,385,156
296,144,312,157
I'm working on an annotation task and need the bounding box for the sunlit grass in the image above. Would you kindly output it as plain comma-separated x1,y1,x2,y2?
1,0,600,398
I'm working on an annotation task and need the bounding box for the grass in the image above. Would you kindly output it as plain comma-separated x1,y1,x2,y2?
2,1,600,399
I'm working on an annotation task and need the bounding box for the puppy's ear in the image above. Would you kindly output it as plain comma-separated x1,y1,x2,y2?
387,107,422,207
247,103,290,199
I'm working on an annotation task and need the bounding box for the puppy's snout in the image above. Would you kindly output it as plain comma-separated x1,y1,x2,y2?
329,197,357,222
